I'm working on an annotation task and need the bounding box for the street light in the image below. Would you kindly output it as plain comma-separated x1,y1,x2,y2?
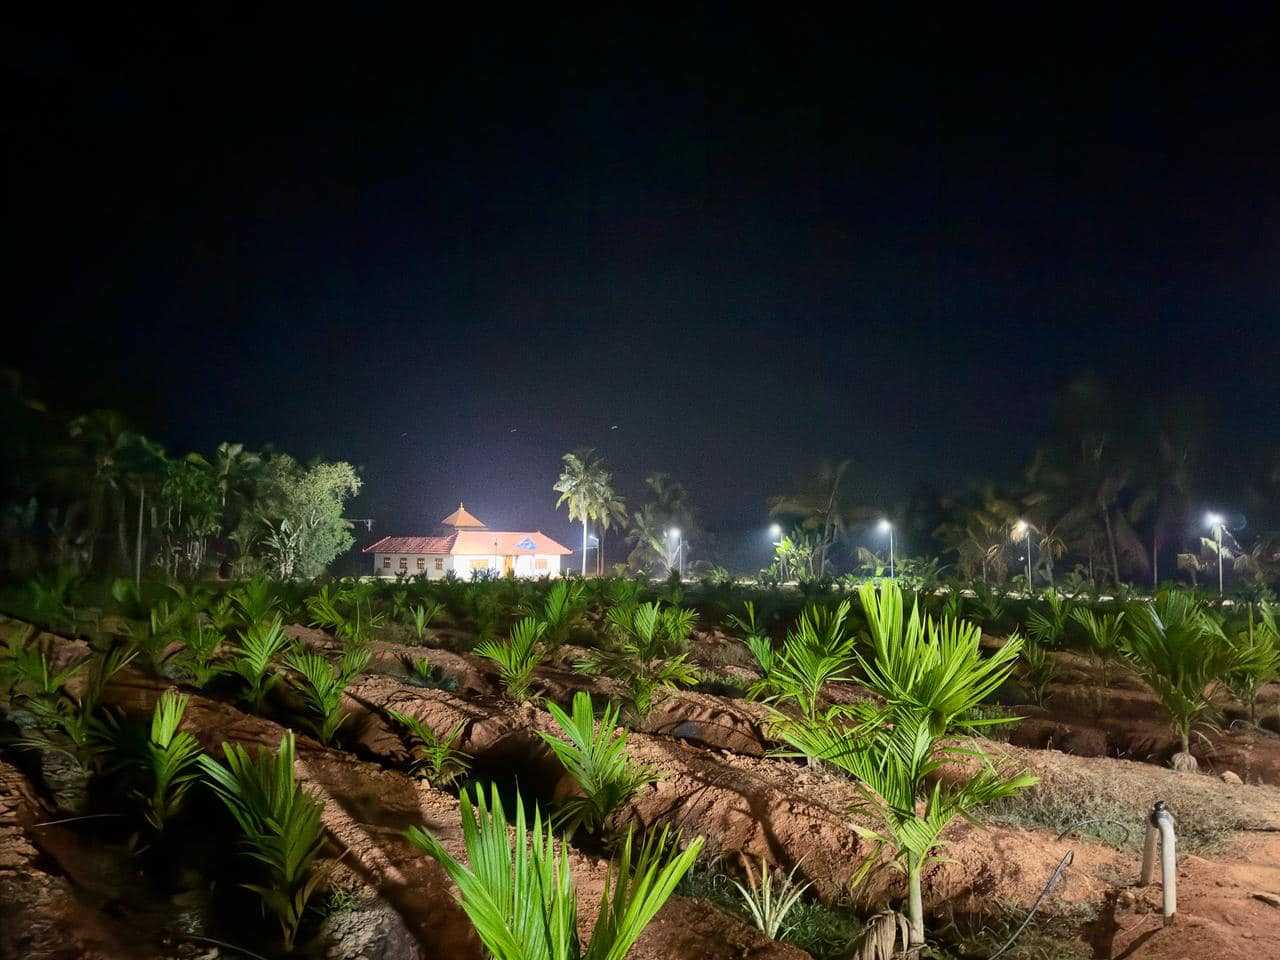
666,528,684,580
877,519,895,578
1012,520,1032,593
768,524,786,582
588,534,600,577
1205,513,1225,595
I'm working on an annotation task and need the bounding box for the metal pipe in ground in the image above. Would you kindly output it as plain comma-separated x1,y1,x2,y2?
1138,800,1177,920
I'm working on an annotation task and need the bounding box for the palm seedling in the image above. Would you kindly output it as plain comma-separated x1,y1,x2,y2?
727,601,778,700
774,581,1035,948
284,647,370,744
138,689,204,831
1224,604,1280,726
1070,607,1126,690
228,613,290,713
229,575,280,627
1016,636,1057,708
387,709,471,787
172,621,224,688
406,783,703,960
730,854,811,941
533,579,588,656
131,601,186,675
1026,590,1072,647
399,653,457,690
1124,589,1243,771
198,732,326,951
475,616,547,702
537,691,657,838
577,601,699,722
766,601,857,724
408,600,445,645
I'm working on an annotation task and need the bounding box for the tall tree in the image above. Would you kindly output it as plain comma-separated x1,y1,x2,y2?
553,449,626,576
68,409,143,571
626,473,699,575
769,460,852,576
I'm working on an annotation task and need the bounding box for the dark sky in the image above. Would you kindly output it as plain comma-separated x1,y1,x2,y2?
7,8,1280,568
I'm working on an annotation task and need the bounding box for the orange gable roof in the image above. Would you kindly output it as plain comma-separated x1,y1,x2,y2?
362,535,455,554
450,530,572,556
439,503,487,529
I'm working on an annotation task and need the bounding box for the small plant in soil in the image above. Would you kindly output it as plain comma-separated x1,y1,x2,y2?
728,600,779,700
1123,589,1243,770
730,854,811,941
537,691,657,839
387,709,471,787
399,653,458,690
766,600,857,724
227,613,290,713
140,689,203,830
577,600,700,721
476,615,547,701
406,783,703,960
171,621,224,688
284,647,369,744
1069,607,1126,690
775,581,1036,949
1224,603,1280,725
1016,635,1057,707
1026,590,1072,647
407,600,445,644
199,731,327,952
524,578,587,657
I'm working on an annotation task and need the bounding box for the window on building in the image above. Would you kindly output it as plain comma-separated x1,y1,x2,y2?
416,557,425,571
470,558,489,571
398,557,408,570
535,558,548,571
434,557,444,571
382,557,390,569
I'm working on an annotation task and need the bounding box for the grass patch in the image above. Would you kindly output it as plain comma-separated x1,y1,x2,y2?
929,902,1096,960
986,776,1238,856
676,864,864,960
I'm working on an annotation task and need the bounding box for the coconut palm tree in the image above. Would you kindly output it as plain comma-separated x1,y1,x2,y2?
554,449,626,576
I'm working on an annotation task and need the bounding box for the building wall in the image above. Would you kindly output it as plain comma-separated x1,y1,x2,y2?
373,552,561,579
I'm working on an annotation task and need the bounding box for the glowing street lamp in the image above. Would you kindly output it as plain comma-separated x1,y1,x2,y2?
1205,512,1226,595
768,523,786,582
1012,519,1032,593
877,519,895,578
666,527,684,580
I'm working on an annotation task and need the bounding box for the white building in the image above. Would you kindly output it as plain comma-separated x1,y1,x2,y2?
363,503,572,579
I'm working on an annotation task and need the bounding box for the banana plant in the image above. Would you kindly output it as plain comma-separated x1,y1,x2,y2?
538,691,657,838
406,783,702,960
198,732,326,952
475,616,547,701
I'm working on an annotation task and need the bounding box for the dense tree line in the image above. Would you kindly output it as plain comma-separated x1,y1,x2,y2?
1,369,361,582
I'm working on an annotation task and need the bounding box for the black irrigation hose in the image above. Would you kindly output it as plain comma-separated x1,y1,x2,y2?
180,935,272,960
983,813,1132,960
986,849,1075,960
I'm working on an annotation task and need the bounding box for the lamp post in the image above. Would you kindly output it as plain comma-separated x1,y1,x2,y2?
666,528,684,580
1012,520,1032,594
1205,513,1225,595
877,519,895,579
769,523,785,581
588,534,600,578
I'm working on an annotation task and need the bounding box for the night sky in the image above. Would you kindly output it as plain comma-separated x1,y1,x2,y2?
7,9,1280,568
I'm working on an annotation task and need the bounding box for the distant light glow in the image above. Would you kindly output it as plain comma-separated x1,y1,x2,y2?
1012,519,1028,538
668,527,681,539
877,519,892,534
769,523,782,538
1205,512,1224,528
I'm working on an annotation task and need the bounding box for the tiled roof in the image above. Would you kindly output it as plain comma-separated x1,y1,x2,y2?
450,530,573,556
439,503,487,529
362,535,456,555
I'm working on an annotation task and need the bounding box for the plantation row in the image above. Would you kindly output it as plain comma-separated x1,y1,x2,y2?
2,571,1278,957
